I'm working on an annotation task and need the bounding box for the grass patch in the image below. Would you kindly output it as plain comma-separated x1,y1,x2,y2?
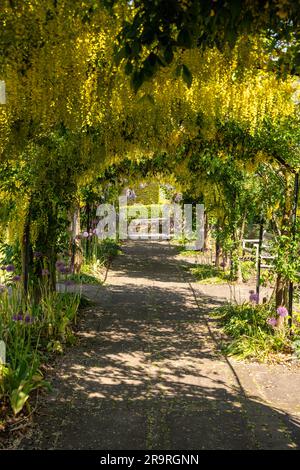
0,287,81,419
188,260,256,284
70,239,121,285
191,264,230,284
177,248,202,257
69,267,103,285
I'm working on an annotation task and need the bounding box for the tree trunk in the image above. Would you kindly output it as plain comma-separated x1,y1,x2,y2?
275,170,292,310
275,274,288,307
21,209,32,295
215,239,221,268
203,212,210,251
33,202,58,297
71,206,83,274
236,256,243,283
230,217,246,283
215,221,222,267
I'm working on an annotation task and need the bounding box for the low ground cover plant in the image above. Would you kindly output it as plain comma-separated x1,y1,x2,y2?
213,300,300,362
0,282,81,419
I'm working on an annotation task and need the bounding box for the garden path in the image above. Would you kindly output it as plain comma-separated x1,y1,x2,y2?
14,241,300,449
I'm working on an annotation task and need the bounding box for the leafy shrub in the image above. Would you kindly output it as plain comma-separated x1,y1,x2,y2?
0,284,80,417
81,237,120,267
291,338,300,359
213,303,290,361
40,291,80,345
70,269,102,285
3,356,49,416
240,260,255,282
260,268,275,287
0,241,22,274
96,239,120,265
0,238,117,419
222,333,287,362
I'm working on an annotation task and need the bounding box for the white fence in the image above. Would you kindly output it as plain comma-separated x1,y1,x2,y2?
242,237,275,269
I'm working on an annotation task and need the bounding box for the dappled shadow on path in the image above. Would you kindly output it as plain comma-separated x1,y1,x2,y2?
14,241,300,450
23,381,300,450
111,241,198,284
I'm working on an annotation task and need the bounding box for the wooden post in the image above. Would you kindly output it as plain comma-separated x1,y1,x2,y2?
256,219,264,304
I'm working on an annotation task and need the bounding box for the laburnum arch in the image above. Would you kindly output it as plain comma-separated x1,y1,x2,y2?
0,1,299,313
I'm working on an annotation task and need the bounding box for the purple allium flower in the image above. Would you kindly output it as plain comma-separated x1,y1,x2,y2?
17,313,23,321
12,275,21,282
33,251,42,259
6,264,15,272
267,317,277,327
277,306,288,317
126,189,136,200
92,228,97,235
58,265,66,273
42,268,49,276
249,293,259,303
82,231,89,238
24,315,33,324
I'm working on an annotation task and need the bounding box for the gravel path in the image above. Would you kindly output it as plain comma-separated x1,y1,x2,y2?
13,241,300,450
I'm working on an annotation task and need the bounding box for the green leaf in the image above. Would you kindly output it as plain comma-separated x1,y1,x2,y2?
131,70,144,93
142,54,158,79
137,94,155,106
182,64,193,88
230,0,242,21
124,61,133,75
10,388,30,415
114,47,127,66
177,29,192,48
146,52,158,67
164,45,173,65
141,27,155,45
131,41,141,57
175,64,183,78
124,43,132,57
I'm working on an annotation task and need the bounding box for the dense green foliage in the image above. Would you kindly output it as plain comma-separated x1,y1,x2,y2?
112,0,300,90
